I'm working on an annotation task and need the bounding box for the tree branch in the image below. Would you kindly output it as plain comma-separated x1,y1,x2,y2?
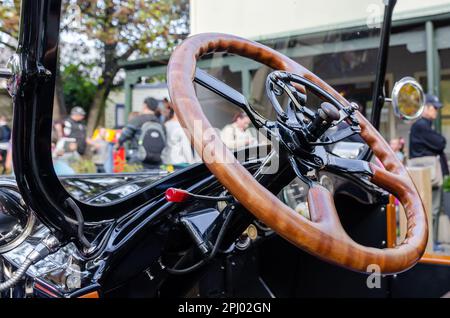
0,27,15,39
0,41,16,51
117,45,137,62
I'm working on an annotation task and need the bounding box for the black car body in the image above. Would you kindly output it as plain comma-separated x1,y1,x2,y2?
0,0,448,298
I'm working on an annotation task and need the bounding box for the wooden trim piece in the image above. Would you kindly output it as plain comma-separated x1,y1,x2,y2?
78,291,100,298
386,195,397,248
420,254,450,266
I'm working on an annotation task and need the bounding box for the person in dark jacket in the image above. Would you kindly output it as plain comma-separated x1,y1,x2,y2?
63,107,87,155
118,97,164,167
0,115,11,173
409,93,448,244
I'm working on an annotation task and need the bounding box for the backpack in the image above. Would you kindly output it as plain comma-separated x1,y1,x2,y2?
0,125,10,142
136,121,166,164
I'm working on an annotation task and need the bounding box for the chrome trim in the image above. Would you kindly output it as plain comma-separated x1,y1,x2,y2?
391,76,425,121
0,212,36,254
0,183,37,254
5,54,21,98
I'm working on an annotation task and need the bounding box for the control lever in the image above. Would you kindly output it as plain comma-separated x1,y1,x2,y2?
306,102,340,141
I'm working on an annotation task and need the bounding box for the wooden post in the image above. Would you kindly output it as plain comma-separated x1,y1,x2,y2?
398,166,433,252
386,195,397,248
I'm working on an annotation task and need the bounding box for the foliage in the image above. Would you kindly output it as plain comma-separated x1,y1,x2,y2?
68,159,144,174
61,0,189,134
62,63,97,113
1,1,67,117
63,0,189,56
444,176,450,192
121,163,144,173
0,0,20,65
0,0,20,48
69,158,97,174
0,0,189,133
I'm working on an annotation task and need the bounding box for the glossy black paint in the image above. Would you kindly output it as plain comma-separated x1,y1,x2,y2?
97,161,261,295
390,263,450,297
12,0,77,240
58,172,166,203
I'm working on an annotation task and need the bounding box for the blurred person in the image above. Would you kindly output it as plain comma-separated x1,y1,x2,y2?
399,136,406,152
127,111,140,122
409,94,448,245
89,128,110,173
389,137,406,163
52,137,80,175
220,112,256,150
53,160,75,175
118,97,166,168
159,97,171,123
4,142,12,175
52,119,64,145
64,106,87,155
154,105,163,123
54,138,81,164
120,111,140,161
161,108,198,167
103,129,116,174
0,115,11,173
0,115,11,142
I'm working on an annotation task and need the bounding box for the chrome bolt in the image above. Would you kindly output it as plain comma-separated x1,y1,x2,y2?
350,102,360,110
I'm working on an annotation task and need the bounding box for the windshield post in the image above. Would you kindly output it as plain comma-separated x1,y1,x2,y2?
370,0,397,129
11,0,76,238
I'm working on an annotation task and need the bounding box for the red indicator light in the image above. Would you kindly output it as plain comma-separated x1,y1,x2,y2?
165,188,190,202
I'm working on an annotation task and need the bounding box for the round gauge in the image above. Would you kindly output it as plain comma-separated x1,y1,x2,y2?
0,186,35,253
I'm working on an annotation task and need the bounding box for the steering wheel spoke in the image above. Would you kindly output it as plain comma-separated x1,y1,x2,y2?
324,154,373,177
194,68,268,130
287,155,315,188
310,125,360,146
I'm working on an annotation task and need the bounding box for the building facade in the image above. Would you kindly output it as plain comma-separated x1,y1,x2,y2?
122,0,450,156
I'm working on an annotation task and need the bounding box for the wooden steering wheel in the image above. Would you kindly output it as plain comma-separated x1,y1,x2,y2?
167,33,427,274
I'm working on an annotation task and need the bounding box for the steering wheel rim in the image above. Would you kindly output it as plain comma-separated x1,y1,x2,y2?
167,33,427,274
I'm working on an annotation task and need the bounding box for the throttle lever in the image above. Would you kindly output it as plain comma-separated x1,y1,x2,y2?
306,102,340,141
